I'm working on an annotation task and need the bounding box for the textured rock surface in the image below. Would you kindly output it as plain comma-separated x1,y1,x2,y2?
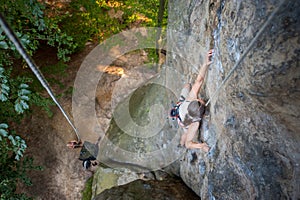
167,0,300,199
93,177,200,200
89,0,299,199
91,166,141,199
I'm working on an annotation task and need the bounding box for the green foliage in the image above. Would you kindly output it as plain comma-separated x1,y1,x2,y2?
46,29,77,62
123,0,168,27
29,92,54,118
0,67,29,120
15,83,31,114
41,61,68,77
0,1,168,199
0,67,30,120
0,123,41,200
0,66,54,121
0,123,27,160
0,0,77,61
0,66,47,199
0,123,8,138
0,0,168,62
0,0,168,63
36,61,68,90
81,176,93,200
0,67,9,102
58,0,168,50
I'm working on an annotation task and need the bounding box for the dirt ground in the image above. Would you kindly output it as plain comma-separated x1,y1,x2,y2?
17,43,98,200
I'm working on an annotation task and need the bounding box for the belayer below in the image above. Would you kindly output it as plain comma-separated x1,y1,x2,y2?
67,140,82,149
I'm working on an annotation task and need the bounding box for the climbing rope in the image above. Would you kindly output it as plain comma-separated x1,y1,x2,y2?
205,0,287,107
0,13,80,141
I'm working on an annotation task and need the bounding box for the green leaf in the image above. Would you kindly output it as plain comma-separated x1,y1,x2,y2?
19,88,31,95
0,128,8,137
19,83,29,88
21,34,30,43
21,143,27,149
2,83,10,92
0,93,8,101
0,41,9,49
0,67,10,102
15,102,23,114
0,33,5,40
15,154,20,161
8,135,16,146
20,95,30,101
0,123,8,129
20,100,29,110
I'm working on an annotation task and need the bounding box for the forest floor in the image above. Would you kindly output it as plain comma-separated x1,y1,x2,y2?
16,42,99,200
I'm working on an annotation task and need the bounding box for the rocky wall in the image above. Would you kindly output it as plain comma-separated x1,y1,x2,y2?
167,0,299,199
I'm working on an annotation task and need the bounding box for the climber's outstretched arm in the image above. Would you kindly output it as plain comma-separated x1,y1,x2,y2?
187,49,213,100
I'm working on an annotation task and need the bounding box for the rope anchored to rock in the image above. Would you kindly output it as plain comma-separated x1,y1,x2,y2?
205,0,287,107
0,13,81,142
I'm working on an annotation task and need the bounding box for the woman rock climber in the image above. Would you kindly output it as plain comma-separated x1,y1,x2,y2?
172,49,213,152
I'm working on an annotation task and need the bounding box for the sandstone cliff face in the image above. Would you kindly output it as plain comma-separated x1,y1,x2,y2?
167,0,299,199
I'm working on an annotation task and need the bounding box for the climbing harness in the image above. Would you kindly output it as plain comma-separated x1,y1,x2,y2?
205,0,287,107
0,13,81,142
170,101,187,128
170,101,182,121
170,100,204,128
